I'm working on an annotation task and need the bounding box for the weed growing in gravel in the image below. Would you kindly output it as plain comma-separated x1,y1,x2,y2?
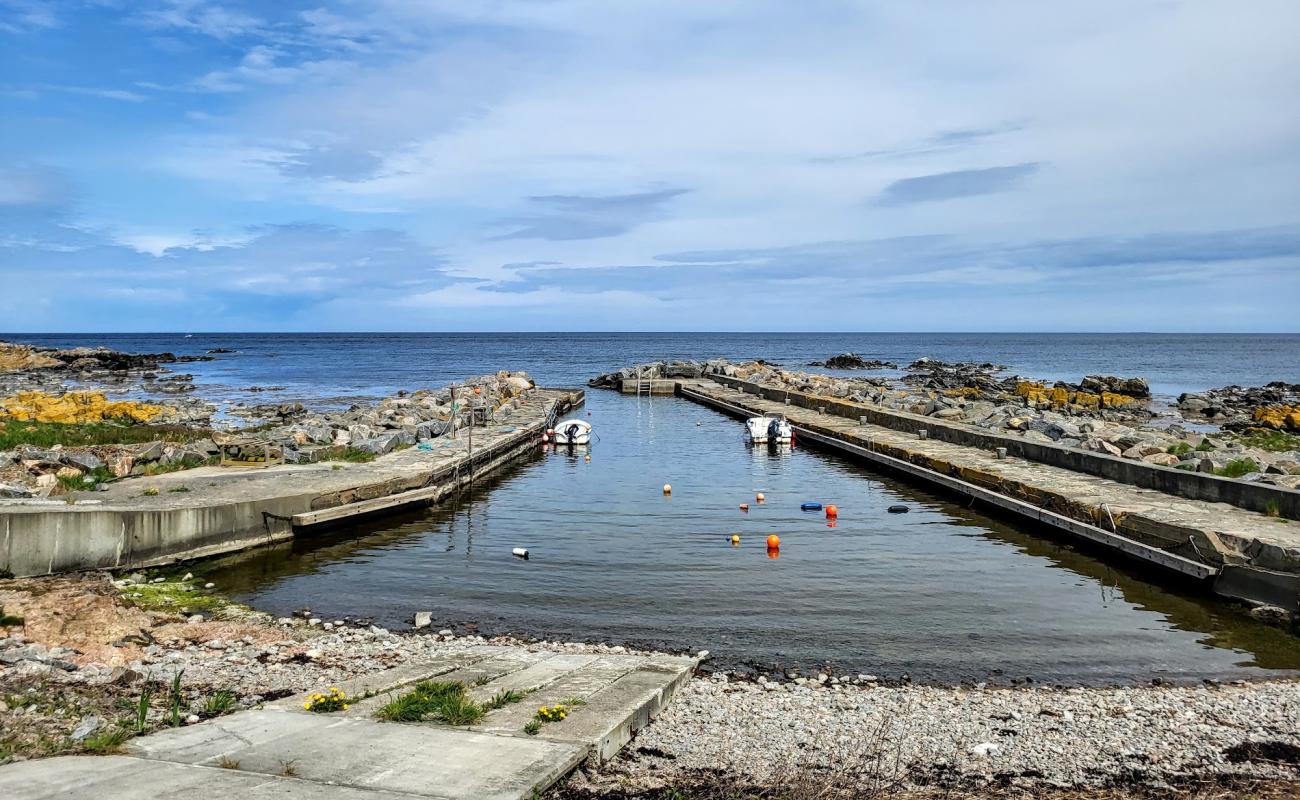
203,691,237,716
81,726,131,754
523,719,541,736
217,756,240,769
167,671,185,727
133,685,152,733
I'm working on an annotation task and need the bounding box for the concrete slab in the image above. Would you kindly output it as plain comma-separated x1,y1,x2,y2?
0,755,425,800
127,709,587,800
533,657,698,762
471,655,647,736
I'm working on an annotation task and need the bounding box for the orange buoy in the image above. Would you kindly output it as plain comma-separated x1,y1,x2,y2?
474,386,482,395
663,484,672,495
730,534,740,545
739,503,749,512
756,492,766,503
825,504,838,519
766,534,780,548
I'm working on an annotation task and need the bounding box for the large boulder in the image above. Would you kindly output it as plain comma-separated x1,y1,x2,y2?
1081,375,1150,398
353,430,416,456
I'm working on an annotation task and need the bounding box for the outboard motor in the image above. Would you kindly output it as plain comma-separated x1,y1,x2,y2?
564,422,582,443
768,418,781,441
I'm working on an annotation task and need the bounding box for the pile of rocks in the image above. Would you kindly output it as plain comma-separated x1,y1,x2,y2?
1179,382,1300,431
588,359,742,388
0,341,213,398
238,371,536,462
0,440,218,498
0,368,538,493
807,353,898,370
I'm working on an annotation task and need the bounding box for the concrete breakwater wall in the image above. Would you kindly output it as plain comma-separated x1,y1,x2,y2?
706,374,1300,520
0,389,582,577
677,379,1299,614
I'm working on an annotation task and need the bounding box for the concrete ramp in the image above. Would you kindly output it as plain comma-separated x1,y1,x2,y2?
0,645,699,800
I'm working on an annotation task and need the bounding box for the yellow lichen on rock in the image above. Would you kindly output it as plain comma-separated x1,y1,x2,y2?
1100,392,1136,409
0,343,61,372
1254,405,1300,431
1016,381,1137,410
0,391,170,424
1016,381,1051,403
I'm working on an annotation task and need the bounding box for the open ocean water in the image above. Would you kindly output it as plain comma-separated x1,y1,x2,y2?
5,332,1300,683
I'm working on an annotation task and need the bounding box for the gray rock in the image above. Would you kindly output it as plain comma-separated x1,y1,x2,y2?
413,611,432,629
72,714,103,742
60,452,103,471
415,420,450,441
135,442,164,462
0,483,34,498
354,430,416,456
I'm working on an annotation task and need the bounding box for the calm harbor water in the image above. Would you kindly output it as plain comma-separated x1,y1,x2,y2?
200,390,1300,685
7,332,1300,683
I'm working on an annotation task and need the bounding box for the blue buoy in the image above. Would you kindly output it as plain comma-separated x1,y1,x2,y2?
800,502,823,511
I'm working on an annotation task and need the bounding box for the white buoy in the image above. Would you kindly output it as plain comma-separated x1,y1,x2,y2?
663,483,672,495
512,547,530,559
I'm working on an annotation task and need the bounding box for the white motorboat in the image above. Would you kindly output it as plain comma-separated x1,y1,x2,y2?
745,412,793,444
551,419,592,445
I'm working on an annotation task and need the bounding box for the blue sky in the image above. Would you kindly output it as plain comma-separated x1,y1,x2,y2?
1,1,1298,332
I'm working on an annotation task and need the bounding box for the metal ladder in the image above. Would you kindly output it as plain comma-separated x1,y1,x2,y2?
636,363,654,397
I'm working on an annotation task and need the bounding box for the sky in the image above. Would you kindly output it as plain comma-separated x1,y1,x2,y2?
1,0,1298,332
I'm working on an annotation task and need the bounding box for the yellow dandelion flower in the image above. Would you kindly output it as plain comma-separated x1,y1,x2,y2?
304,702,311,709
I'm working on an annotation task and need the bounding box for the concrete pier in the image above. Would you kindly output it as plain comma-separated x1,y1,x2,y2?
0,389,583,576
677,378,1300,613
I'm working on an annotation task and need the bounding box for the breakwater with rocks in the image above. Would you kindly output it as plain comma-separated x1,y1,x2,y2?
591,357,1300,488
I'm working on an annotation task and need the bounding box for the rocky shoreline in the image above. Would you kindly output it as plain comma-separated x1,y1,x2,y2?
0,340,536,499
1,572,1297,797
589,357,1300,489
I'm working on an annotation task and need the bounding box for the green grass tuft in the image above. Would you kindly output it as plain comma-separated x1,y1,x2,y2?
1236,429,1300,453
375,681,484,725
0,420,205,450
483,688,528,711
81,726,131,753
202,691,237,716
523,719,541,736
326,448,376,463
1166,442,1192,456
1216,458,1261,478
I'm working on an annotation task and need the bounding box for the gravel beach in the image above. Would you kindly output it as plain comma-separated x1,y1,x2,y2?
564,672,1300,796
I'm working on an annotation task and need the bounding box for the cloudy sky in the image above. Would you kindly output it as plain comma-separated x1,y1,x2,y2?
2,1,1298,331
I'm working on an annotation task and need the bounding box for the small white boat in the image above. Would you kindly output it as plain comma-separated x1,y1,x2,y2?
552,419,592,445
746,412,793,444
